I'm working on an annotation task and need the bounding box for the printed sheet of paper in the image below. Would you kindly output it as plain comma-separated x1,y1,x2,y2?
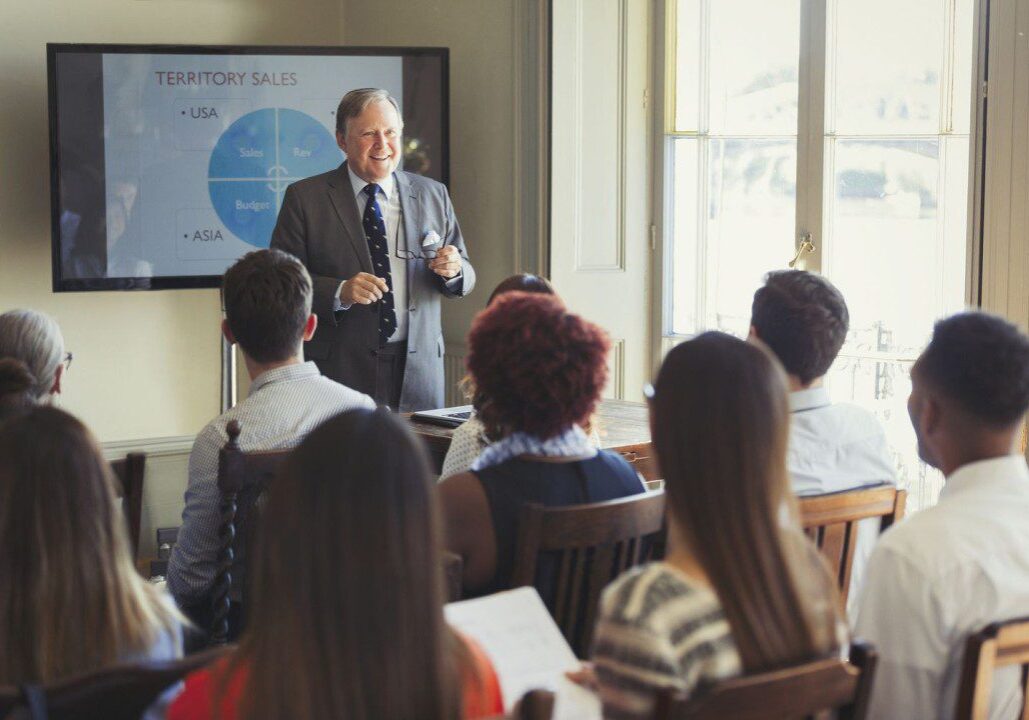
446,587,602,719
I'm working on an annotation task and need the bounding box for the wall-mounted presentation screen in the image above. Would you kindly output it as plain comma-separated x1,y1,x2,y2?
47,44,448,291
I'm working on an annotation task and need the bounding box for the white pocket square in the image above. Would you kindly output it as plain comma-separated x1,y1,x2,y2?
422,230,441,247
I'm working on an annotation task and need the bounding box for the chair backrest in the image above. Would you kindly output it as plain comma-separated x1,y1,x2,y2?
798,485,906,605
443,551,464,602
510,490,666,657
654,642,877,720
514,689,555,720
109,453,147,560
0,646,231,720
211,420,290,645
955,616,1029,720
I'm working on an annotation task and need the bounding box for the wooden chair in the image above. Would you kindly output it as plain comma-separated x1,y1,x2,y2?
0,646,230,720
654,642,877,720
513,689,555,720
955,616,1029,719
510,490,666,658
210,420,290,646
109,452,146,560
443,551,464,602
799,485,906,605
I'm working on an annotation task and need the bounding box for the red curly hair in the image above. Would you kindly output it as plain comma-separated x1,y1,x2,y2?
466,292,610,440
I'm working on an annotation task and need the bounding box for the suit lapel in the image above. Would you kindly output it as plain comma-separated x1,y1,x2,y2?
327,162,374,274
396,172,422,305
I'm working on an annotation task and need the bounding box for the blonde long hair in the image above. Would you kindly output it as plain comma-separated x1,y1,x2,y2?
0,406,181,683
651,332,841,671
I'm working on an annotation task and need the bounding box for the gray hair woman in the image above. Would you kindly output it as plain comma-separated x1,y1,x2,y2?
0,309,66,403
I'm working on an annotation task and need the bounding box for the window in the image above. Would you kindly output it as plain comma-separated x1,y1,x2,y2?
663,0,976,510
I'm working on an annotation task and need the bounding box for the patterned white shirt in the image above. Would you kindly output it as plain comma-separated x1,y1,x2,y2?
854,455,1029,720
167,361,374,604
591,562,741,720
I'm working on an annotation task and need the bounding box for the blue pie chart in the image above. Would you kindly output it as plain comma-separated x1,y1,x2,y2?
208,108,342,247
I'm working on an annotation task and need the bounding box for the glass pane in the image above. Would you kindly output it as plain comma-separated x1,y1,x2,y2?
826,139,943,353
705,139,797,336
825,357,945,512
832,0,945,134
708,0,800,134
952,0,975,134
671,139,701,334
674,0,702,132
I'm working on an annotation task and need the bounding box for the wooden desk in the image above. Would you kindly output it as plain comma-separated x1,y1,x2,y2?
407,399,659,480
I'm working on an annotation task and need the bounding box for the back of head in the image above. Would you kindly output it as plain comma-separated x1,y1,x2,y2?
915,312,1029,429
0,309,64,401
467,292,610,439
0,406,172,683
750,270,849,385
652,332,840,672
222,249,312,363
241,407,458,720
486,273,556,306
0,358,38,424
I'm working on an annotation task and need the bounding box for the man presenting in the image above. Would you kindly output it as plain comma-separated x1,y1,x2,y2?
272,88,475,411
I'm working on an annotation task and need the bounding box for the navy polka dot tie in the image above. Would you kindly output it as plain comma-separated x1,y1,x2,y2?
362,183,397,346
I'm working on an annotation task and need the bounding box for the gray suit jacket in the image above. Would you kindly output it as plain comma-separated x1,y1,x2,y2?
271,163,475,411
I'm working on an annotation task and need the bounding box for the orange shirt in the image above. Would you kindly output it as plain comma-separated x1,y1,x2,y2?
168,635,503,719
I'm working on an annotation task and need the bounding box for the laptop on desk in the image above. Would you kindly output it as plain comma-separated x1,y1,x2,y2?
411,405,475,429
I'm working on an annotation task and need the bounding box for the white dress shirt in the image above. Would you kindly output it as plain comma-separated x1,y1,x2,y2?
788,386,896,620
167,362,374,604
854,455,1029,720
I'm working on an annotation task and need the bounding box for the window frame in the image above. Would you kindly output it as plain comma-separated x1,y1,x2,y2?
651,0,986,361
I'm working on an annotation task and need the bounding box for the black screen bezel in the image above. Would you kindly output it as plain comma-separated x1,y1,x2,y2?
47,43,450,292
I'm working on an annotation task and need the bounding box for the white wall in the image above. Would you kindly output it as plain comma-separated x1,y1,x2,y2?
0,0,343,443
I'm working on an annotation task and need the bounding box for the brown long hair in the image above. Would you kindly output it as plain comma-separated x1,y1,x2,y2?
0,407,180,683
233,407,462,720
651,332,841,672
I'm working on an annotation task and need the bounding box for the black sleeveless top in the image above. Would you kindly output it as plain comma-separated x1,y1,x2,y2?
472,450,645,598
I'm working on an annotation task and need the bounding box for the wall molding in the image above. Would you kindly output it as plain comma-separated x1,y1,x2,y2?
610,338,626,399
513,0,552,275
102,435,195,461
573,0,629,273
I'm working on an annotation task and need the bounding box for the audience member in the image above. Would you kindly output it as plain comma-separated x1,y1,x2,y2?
750,269,895,616
854,312,1029,719
0,359,38,423
0,308,67,412
167,249,374,625
590,332,843,719
442,273,600,477
439,292,644,598
0,406,183,684
168,408,503,720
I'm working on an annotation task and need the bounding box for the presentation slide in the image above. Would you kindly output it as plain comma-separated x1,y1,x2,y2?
49,46,448,291
102,54,400,279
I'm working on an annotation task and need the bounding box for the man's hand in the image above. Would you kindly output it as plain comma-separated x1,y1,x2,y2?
340,272,389,305
429,245,462,280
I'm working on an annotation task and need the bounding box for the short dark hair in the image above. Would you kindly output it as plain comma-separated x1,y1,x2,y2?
467,292,610,439
750,270,849,385
915,312,1029,427
222,249,312,363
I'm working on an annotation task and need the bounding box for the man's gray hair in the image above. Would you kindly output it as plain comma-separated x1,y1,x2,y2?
335,88,404,136
0,309,65,401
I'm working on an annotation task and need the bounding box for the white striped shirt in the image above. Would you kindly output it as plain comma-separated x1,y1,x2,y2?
167,361,374,604
592,562,741,720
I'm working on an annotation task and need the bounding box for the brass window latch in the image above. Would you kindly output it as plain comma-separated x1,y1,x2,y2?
789,233,816,268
